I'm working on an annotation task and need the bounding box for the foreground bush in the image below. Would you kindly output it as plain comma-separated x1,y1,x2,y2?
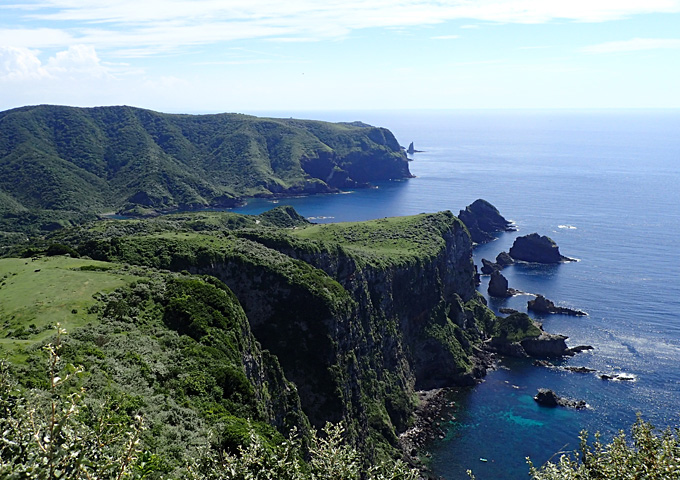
0,327,418,480
528,417,680,479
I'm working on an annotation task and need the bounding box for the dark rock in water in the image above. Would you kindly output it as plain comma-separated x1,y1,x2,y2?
509,233,575,263
534,388,560,407
565,345,594,356
564,366,596,373
458,199,516,244
481,258,500,274
496,251,514,267
498,307,519,315
599,372,635,381
528,294,587,316
534,388,587,409
521,332,569,357
533,359,554,368
488,270,513,297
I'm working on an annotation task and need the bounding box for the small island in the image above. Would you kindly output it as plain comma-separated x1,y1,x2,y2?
508,233,576,263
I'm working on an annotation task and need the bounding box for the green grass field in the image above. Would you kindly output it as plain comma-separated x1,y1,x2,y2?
0,256,139,361
292,213,456,266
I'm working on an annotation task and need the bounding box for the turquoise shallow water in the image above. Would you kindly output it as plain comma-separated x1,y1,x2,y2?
234,110,680,479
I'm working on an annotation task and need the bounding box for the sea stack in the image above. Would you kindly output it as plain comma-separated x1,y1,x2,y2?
488,270,513,297
508,233,575,263
458,199,516,244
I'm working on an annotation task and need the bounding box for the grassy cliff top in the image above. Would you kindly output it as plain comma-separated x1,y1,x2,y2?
291,211,464,266
0,256,141,361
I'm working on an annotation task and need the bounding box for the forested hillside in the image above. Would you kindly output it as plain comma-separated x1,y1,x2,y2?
0,105,411,233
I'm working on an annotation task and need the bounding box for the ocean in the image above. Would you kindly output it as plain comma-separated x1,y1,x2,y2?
235,110,680,479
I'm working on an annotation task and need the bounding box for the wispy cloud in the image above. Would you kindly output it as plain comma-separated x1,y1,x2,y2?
3,0,680,56
583,37,680,53
432,34,460,40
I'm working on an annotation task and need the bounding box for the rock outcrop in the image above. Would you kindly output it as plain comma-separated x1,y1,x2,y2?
481,258,500,274
487,312,574,358
528,294,587,316
458,199,516,244
488,270,518,297
496,251,514,267
508,233,575,263
521,332,570,357
534,389,587,409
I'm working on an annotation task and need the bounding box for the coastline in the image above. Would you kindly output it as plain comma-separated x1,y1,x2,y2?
399,389,457,479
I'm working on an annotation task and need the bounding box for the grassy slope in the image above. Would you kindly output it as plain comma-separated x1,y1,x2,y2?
0,256,139,361
291,211,460,266
0,105,410,234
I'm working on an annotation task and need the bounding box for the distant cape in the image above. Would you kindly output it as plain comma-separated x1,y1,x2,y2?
0,105,413,227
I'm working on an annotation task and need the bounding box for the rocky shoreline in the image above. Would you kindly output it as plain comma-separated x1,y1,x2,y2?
399,389,456,479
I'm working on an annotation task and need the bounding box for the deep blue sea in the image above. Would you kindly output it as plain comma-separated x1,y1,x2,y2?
236,110,680,479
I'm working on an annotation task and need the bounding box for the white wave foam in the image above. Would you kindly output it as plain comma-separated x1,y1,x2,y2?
558,224,577,229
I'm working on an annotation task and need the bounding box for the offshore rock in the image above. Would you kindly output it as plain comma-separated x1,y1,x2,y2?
488,270,517,297
496,251,514,267
528,294,587,316
565,345,594,356
521,332,570,358
509,233,575,263
534,389,587,409
564,366,596,373
480,258,500,274
458,199,516,244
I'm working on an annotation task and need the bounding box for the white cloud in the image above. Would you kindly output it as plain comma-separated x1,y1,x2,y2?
583,37,680,53
432,34,460,40
47,45,109,77
0,46,48,80
3,0,680,55
0,45,112,81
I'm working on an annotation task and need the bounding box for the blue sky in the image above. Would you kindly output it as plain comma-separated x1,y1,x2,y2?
1,1,679,113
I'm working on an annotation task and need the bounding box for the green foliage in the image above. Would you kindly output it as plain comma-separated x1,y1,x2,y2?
493,312,542,342
256,205,310,228
292,211,464,267
0,105,410,233
527,417,680,479
46,243,80,257
1,338,419,480
0,328,146,479
185,423,419,480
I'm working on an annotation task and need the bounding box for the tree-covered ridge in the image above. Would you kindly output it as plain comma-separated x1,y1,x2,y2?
0,105,410,233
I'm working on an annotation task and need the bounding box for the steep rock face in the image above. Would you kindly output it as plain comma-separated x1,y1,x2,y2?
75,210,492,458
509,233,574,263
458,199,516,244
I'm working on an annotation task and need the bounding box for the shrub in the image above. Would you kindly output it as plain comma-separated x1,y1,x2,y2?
1,326,420,480
527,416,680,479
0,326,146,479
